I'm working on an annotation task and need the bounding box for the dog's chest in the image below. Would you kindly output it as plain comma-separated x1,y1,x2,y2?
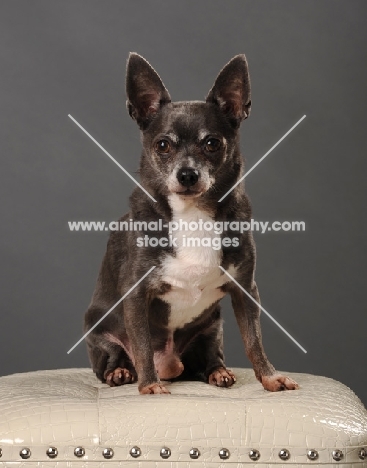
158,197,228,329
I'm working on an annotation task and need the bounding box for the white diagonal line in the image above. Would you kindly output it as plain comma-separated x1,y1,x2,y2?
67,266,156,354
219,266,307,353
68,114,157,203
218,115,306,202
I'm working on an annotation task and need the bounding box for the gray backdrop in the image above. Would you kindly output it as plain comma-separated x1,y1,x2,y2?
1,1,367,405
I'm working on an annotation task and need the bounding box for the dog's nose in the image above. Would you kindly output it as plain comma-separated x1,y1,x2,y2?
177,167,199,187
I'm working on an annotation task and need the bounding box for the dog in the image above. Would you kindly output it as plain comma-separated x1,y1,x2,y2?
84,53,299,394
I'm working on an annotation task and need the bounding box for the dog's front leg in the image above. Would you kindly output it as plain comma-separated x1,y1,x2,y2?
230,280,299,391
123,292,170,395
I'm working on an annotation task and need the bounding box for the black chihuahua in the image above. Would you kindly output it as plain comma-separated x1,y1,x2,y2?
84,53,299,394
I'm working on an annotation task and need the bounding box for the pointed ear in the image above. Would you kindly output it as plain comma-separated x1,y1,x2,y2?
126,53,171,129
206,55,251,128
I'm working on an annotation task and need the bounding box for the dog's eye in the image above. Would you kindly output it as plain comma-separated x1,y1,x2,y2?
155,139,171,154
204,138,221,153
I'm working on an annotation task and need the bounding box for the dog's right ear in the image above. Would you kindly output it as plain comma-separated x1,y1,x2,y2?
126,53,171,129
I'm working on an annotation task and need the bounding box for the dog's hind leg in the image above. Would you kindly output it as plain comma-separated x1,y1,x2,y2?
85,339,108,382
86,333,137,387
178,307,236,387
203,324,237,388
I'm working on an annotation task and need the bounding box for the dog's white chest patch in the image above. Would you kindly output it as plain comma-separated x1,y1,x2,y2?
158,195,234,330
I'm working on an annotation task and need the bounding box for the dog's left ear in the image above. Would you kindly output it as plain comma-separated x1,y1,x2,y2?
126,53,171,130
206,55,251,128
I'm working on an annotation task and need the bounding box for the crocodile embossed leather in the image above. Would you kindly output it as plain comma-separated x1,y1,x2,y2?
0,368,366,466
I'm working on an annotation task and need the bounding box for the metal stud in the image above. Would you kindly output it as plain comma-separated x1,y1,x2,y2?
189,448,200,459
0,448,2,458
279,449,290,460
219,448,230,460
103,448,114,459
130,446,141,458
359,448,367,460
307,449,319,461
160,447,171,459
46,447,58,459
20,448,31,459
74,447,85,458
332,449,343,461
249,449,261,461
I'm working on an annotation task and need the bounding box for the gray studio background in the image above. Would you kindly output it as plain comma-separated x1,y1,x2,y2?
1,1,367,405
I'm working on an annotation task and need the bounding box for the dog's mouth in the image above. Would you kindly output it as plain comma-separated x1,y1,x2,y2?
174,189,202,197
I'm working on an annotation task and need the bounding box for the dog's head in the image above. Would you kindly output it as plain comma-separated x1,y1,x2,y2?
126,53,251,201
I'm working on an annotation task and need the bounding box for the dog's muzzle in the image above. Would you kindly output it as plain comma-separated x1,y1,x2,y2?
176,167,199,188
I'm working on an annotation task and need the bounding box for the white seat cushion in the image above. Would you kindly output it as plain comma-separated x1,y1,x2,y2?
0,368,366,466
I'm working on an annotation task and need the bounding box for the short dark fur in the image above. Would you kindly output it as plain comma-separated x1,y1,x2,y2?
84,53,299,394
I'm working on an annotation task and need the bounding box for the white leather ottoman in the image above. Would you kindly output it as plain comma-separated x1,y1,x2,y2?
0,368,366,467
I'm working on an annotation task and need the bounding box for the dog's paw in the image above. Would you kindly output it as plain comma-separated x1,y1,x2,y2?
208,367,236,388
261,374,299,392
104,368,136,387
139,383,171,395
